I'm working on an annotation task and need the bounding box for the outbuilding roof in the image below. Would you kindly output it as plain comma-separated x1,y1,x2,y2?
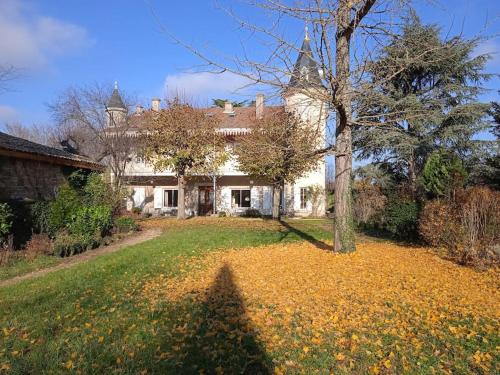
0,131,104,171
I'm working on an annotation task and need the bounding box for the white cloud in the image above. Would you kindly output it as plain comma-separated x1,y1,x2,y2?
0,105,18,123
163,71,253,102
474,39,500,70
0,0,92,70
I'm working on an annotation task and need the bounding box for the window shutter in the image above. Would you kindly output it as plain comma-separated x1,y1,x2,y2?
154,187,163,208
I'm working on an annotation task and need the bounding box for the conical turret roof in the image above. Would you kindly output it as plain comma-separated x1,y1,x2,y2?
289,28,322,89
107,82,126,110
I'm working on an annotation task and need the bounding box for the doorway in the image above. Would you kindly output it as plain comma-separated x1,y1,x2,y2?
198,186,214,216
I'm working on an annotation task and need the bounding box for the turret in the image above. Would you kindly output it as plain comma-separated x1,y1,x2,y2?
284,27,326,136
106,81,127,127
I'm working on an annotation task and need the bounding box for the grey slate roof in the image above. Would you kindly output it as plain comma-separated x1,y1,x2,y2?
107,87,126,109
289,36,323,89
0,131,103,170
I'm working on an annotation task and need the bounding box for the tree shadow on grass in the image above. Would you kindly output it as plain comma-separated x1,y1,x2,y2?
279,220,333,251
172,264,270,374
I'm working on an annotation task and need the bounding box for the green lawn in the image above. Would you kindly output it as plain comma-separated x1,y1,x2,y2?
0,256,60,282
0,218,331,374
0,218,497,374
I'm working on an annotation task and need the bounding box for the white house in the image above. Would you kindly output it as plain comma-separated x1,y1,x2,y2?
108,32,327,217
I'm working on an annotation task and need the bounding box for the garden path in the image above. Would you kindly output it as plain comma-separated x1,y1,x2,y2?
0,229,162,288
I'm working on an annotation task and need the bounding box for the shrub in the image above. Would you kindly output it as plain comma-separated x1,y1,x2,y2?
25,234,54,260
48,183,82,235
421,150,467,199
30,201,51,234
83,173,124,214
0,203,13,243
243,208,262,218
67,205,113,238
53,233,86,257
53,233,101,257
353,181,387,226
114,216,139,233
420,186,499,266
218,211,227,217
132,207,142,215
384,199,420,240
419,200,460,248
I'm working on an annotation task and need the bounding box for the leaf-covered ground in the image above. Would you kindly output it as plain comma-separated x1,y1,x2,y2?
143,241,499,374
0,218,498,374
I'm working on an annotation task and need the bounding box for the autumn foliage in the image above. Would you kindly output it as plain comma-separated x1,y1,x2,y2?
144,238,499,373
420,186,500,266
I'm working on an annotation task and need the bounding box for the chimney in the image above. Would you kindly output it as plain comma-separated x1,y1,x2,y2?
223,100,234,114
151,98,161,111
135,105,144,114
256,94,265,119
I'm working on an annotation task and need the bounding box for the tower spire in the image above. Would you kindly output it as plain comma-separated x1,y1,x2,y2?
114,80,118,90
304,25,309,41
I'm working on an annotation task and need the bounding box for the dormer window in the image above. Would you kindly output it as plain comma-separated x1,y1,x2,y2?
300,66,309,81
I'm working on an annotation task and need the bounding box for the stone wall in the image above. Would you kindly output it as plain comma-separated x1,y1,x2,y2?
0,156,68,201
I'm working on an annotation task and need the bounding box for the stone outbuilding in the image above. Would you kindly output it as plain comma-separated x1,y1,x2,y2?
0,131,104,201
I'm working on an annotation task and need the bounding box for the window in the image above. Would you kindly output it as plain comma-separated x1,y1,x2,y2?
231,189,251,208
164,189,178,208
300,188,308,209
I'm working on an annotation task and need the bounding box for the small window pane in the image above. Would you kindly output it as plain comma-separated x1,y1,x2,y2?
164,189,178,208
300,188,307,209
241,190,251,207
231,190,241,207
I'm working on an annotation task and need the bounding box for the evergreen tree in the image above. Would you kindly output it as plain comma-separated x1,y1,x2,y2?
354,17,491,194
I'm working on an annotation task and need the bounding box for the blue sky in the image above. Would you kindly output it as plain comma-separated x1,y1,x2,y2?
0,0,498,127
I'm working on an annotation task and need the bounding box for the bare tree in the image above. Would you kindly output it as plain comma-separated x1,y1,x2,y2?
143,97,224,219
234,108,322,219
49,83,137,190
1,122,59,147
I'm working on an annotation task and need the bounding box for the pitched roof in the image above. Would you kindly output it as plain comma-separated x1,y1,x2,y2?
289,34,323,89
0,132,104,171
120,105,284,133
107,85,126,110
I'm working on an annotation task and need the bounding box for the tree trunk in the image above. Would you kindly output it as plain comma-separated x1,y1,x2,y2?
334,1,356,253
272,184,281,220
177,174,186,220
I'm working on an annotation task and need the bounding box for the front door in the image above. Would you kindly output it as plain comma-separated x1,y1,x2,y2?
198,186,214,216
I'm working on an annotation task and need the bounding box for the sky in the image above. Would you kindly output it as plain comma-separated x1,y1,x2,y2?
0,0,498,128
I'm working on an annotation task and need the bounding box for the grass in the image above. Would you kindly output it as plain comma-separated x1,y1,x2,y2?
0,218,497,374
0,256,60,282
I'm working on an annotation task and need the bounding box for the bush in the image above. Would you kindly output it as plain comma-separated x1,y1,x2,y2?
218,211,227,217
353,181,387,226
0,203,13,243
421,150,467,199
53,233,101,257
384,199,420,240
84,173,123,214
67,205,113,238
30,201,51,234
420,186,499,266
114,216,138,233
48,183,82,235
25,234,54,260
243,208,262,218
132,207,142,215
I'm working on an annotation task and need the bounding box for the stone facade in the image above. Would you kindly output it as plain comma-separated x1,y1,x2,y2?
0,156,70,201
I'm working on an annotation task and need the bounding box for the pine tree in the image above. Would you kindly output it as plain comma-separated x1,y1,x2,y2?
354,17,491,194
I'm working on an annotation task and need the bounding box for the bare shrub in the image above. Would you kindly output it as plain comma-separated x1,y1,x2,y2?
420,186,500,267
353,181,387,226
459,187,499,264
25,234,54,260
